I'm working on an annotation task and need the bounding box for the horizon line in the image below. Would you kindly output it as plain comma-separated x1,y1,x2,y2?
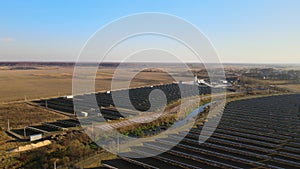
0,61,300,65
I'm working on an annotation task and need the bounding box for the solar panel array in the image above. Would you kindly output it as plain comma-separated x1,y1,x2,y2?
16,83,211,138
34,83,212,120
101,94,300,169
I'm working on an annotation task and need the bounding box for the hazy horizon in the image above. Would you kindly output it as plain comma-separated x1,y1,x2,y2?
1,61,300,66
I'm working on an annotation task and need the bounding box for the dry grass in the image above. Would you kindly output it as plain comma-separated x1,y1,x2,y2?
0,130,28,156
277,84,300,92
262,80,291,85
0,67,74,102
0,103,68,130
0,103,69,158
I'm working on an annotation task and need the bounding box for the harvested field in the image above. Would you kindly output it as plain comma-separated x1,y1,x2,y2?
0,66,194,103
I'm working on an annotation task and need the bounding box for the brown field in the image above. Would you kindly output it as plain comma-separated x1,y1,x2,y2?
260,80,290,85
0,67,74,103
0,103,68,130
277,84,300,92
0,66,193,103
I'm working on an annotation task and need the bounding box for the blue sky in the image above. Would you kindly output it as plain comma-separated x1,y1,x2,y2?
0,0,299,63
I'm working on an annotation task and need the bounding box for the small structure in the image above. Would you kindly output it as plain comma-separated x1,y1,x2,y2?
178,81,183,86
79,111,88,117
220,80,228,84
66,95,73,99
29,134,42,142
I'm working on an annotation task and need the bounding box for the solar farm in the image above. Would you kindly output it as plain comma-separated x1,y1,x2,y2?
34,83,212,115
11,83,212,139
11,118,80,139
8,82,300,168
100,95,300,169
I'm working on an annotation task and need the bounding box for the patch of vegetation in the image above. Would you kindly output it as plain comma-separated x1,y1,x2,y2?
0,130,114,169
118,96,211,138
9,66,39,70
119,115,176,137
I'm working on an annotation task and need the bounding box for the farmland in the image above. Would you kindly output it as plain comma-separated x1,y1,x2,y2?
0,65,192,103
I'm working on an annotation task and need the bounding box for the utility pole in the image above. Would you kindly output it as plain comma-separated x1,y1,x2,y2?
45,100,48,108
117,133,120,153
54,160,56,169
24,127,26,137
53,159,59,169
92,121,94,140
7,119,10,131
